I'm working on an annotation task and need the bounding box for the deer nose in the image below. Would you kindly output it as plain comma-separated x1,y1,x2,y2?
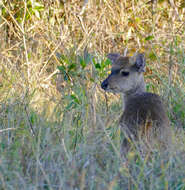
101,79,108,90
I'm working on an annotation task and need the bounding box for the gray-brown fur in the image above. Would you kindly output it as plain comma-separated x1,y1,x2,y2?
101,53,171,154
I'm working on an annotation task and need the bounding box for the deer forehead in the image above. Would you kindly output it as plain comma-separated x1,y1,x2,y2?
111,56,134,71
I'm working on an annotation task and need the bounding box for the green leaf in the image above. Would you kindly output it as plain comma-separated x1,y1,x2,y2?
57,65,66,72
70,94,80,104
79,57,87,69
95,63,101,69
57,66,69,81
104,59,111,66
148,52,157,61
68,63,76,71
145,35,154,41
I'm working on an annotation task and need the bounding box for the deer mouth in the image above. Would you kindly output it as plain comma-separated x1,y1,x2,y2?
104,87,120,94
101,79,121,93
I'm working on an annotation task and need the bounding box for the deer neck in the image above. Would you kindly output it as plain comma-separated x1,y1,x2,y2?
122,76,146,111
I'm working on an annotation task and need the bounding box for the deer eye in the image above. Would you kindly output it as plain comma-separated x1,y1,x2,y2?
120,70,129,77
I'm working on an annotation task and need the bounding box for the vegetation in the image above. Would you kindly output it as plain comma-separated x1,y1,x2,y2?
0,0,185,189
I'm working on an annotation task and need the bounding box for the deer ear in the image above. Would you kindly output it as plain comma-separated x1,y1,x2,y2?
107,53,120,64
134,53,146,72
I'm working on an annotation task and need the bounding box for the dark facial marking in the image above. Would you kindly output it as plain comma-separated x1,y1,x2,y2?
121,71,129,77
111,69,120,75
111,68,130,77
101,78,108,90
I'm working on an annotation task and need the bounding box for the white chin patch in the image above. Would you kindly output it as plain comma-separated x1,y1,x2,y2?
105,88,120,93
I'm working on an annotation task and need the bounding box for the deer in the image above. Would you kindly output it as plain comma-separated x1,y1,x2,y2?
101,53,171,156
